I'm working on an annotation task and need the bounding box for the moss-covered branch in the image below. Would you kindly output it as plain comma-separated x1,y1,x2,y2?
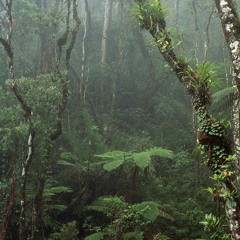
134,0,240,238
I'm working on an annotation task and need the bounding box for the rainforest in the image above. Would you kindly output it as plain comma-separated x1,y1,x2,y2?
0,0,240,239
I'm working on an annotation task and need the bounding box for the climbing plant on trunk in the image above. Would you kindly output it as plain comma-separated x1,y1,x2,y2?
133,0,240,239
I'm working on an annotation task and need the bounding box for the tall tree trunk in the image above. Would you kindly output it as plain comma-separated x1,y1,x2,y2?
107,0,124,143
100,0,112,109
79,0,91,103
36,0,54,74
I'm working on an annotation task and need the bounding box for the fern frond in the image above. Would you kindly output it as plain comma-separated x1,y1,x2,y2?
149,147,174,159
103,159,124,172
86,196,127,215
132,201,160,222
123,231,144,240
84,232,105,240
94,151,127,161
133,151,151,170
94,151,126,171
212,85,237,107
57,160,75,166
43,186,72,198
159,209,174,221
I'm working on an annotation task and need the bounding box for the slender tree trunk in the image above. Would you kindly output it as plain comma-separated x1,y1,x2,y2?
0,178,16,240
80,0,91,103
30,173,45,240
0,1,36,239
107,0,124,143
204,5,214,61
192,0,199,64
19,130,35,240
100,0,112,109
175,0,180,32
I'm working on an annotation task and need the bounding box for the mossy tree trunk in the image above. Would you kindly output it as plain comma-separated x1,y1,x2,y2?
134,0,240,238
215,0,240,181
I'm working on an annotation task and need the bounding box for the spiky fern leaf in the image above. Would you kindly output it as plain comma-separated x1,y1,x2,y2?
94,151,126,172
95,148,173,172
84,232,105,240
133,151,151,170
149,147,174,159
133,147,174,170
123,231,144,240
132,201,160,222
212,85,237,109
86,196,127,216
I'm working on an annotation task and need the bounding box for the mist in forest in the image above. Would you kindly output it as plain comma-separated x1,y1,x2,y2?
0,0,240,239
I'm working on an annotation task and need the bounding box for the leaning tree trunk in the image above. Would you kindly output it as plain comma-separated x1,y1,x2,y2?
134,0,240,238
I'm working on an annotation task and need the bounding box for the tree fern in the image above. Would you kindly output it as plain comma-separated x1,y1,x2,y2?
94,147,174,172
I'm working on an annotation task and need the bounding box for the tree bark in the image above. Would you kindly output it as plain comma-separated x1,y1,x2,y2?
100,0,112,109
214,0,240,181
79,0,91,103
36,0,54,74
0,178,16,240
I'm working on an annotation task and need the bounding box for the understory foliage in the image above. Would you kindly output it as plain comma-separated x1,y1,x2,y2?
83,196,172,240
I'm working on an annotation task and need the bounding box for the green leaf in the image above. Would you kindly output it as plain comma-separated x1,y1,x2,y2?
86,196,126,215
103,158,124,172
149,147,174,159
133,151,151,170
57,160,75,166
123,231,144,240
43,186,72,198
84,232,105,240
132,201,160,222
94,150,126,161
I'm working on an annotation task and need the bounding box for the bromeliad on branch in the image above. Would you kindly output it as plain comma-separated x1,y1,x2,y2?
133,0,240,239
